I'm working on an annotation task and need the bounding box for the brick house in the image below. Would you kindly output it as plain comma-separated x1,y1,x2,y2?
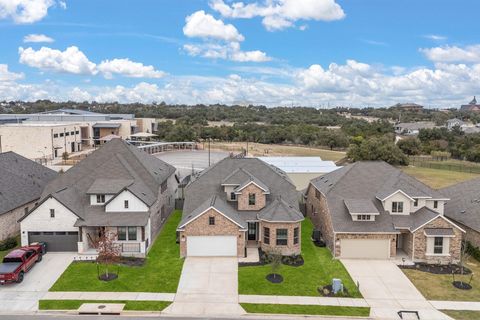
305,161,464,264
177,157,303,257
441,178,480,248
19,139,176,256
0,152,57,241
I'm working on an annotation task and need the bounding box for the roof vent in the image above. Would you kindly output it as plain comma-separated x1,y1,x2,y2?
461,210,466,214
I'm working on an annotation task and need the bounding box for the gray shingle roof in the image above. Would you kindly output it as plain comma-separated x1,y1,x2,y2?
344,199,379,215
441,178,480,233
258,197,303,222
22,139,175,225
86,179,134,194
424,228,455,236
309,161,447,233
0,152,57,215
181,157,300,228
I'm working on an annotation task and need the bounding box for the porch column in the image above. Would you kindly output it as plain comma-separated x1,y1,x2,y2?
78,227,83,242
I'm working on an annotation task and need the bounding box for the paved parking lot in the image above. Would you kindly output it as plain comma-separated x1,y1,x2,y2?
156,150,228,177
0,253,74,313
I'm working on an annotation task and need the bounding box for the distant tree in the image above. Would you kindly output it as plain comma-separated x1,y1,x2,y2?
397,137,422,155
62,152,69,165
347,136,409,165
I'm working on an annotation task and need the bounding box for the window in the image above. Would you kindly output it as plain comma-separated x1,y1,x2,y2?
53,133,58,138
24,207,29,215
96,194,105,203
117,227,127,241
128,227,137,241
276,229,288,246
65,132,70,136
50,209,55,218
433,201,438,209
230,192,236,200
357,215,371,221
434,237,444,254
75,130,80,135
124,200,129,209
414,199,418,207
248,193,256,206
293,227,299,245
161,181,167,193
392,201,404,213
209,216,215,225
263,227,270,244
70,131,75,135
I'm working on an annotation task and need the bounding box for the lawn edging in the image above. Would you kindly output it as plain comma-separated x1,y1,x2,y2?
39,300,171,312
241,303,370,317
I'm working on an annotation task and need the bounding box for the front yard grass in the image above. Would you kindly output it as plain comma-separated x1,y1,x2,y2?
441,310,480,320
238,218,361,297
39,300,171,311
402,257,480,301
241,303,370,317
49,210,184,292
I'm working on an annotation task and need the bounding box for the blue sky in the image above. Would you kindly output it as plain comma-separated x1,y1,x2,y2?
0,0,479,107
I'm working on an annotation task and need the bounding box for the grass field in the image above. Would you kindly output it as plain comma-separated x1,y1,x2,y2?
403,257,480,301
400,166,479,189
208,141,346,161
39,300,171,311
441,310,480,320
49,210,184,292
241,303,370,317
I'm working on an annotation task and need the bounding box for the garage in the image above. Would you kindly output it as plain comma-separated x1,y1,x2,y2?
340,239,390,259
28,231,78,252
187,236,237,257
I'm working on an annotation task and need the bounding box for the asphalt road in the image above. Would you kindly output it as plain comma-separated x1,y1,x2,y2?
2,315,361,320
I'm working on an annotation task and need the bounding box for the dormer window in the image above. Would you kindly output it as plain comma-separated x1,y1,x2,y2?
96,194,105,203
392,201,403,213
357,215,371,221
248,193,256,206
413,199,418,207
230,192,236,201
433,200,438,209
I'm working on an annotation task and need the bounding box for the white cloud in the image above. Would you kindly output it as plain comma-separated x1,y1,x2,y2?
97,59,166,79
210,0,345,31
18,46,97,75
420,45,480,63
23,33,54,43
230,49,270,62
0,0,56,24
423,34,447,41
0,64,24,81
183,42,271,62
183,10,244,42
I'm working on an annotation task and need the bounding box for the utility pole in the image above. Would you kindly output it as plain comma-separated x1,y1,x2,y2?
0,135,2,153
208,138,211,166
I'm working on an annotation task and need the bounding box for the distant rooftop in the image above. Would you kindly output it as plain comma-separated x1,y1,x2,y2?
257,156,339,174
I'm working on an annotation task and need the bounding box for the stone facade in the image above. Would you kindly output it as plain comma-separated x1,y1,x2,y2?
305,184,335,252
402,232,414,259
1,200,37,241
412,216,463,264
451,221,480,248
335,233,397,258
179,208,245,257
237,184,266,211
260,221,301,256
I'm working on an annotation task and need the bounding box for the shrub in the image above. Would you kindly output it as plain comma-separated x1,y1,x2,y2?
0,237,18,251
466,241,480,262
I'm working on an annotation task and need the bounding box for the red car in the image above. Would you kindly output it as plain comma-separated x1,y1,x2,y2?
0,244,45,284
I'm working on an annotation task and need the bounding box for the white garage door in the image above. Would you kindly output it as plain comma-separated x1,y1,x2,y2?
340,239,390,259
187,236,237,257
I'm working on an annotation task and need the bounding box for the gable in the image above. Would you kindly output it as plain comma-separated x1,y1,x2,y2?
20,197,79,230
412,215,466,233
105,190,149,212
178,207,245,230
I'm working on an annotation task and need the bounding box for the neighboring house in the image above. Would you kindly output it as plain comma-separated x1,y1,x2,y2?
257,157,340,190
390,103,424,112
0,152,57,241
446,118,466,130
460,96,480,112
441,178,480,248
177,157,304,258
305,161,464,264
19,139,177,257
394,121,437,136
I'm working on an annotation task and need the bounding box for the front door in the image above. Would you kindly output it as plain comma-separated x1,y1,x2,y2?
247,222,257,241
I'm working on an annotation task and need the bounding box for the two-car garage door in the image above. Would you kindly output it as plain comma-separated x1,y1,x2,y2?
187,236,237,257
28,231,78,252
340,239,390,259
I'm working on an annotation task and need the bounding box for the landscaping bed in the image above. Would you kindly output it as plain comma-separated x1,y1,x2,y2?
240,303,370,317
239,248,304,267
49,210,184,292
39,300,171,311
400,263,471,275
238,218,361,297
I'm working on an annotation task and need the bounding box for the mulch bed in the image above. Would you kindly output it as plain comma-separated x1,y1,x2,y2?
452,281,472,290
400,263,471,275
239,248,304,267
266,273,283,283
318,284,351,297
98,273,118,281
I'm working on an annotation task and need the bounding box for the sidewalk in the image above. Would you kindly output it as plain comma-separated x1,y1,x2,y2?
430,300,480,311
239,295,369,307
42,291,175,302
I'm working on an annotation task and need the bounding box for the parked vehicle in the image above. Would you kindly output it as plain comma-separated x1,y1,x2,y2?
0,243,45,284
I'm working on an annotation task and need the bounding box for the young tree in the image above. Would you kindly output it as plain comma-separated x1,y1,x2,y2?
94,230,121,281
61,152,69,165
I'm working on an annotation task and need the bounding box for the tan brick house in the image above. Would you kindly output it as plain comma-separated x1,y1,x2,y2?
178,157,303,257
305,161,464,264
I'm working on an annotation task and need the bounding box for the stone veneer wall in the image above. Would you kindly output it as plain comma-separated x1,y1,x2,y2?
402,232,414,259
452,221,480,248
334,233,397,258
179,208,245,257
0,200,37,241
237,184,266,211
305,184,335,253
260,221,301,256
413,216,462,264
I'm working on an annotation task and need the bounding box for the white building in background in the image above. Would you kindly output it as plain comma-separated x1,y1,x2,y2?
257,156,340,190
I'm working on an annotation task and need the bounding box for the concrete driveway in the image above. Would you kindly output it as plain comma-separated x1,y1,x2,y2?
0,253,74,313
342,259,452,320
164,257,244,316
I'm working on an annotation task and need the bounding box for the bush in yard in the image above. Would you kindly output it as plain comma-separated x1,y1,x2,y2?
0,237,18,251
466,241,480,262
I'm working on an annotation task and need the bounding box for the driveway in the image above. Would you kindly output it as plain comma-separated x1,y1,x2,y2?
0,253,74,313
164,257,245,316
342,259,452,320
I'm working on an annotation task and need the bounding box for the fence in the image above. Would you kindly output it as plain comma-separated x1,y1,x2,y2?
408,156,480,174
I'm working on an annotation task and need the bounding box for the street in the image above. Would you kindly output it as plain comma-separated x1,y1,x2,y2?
1,315,366,320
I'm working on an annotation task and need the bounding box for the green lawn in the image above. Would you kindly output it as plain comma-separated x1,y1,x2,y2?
241,303,370,317
400,166,479,189
39,300,171,311
441,310,480,320
0,235,21,260
49,210,184,292
403,257,480,301
238,218,361,297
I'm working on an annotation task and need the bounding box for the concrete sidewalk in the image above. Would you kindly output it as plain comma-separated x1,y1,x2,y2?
239,295,369,307
42,291,175,301
430,300,480,311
